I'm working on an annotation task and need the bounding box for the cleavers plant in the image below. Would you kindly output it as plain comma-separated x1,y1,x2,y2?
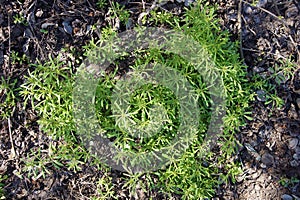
19,1,285,199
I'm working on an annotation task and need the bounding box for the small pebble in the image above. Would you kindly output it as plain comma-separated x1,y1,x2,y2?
35,9,43,17
293,153,300,160
125,18,134,30
41,22,56,29
253,66,265,73
257,0,267,7
0,50,3,65
256,90,266,102
175,0,195,6
253,16,261,24
296,98,300,109
0,13,4,24
24,28,33,38
86,25,92,34
62,21,73,35
184,0,195,6
285,5,298,18
244,6,253,14
260,163,267,168
290,160,299,167
228,14,237,22
261,153,274,166
281,194,293,200
244,143,261,161
288,138,299,150
296,147,300,154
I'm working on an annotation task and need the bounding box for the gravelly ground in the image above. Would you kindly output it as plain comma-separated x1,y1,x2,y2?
213,0,300,199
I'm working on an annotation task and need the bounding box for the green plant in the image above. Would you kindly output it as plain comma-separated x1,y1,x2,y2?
0,175,7,199
76,1,255,198
109,1,130,23
279,176,300,188
149,9,178,26
251,70,285,109
248,56,296,109
0,77,18,119
50,143,88,172
19,54,95,173
19,0,283,199
96,0,107,9
22,148,51,180
13,13,27,25
10,50,28,64
20,55,75,141
91,176,115,199
39,29,48,34
269,58,295,85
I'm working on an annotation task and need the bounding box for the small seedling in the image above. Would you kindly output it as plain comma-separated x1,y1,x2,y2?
96,0,107,9
40,29,48,34
109,2,130,23
0,175,7,199
0,77,18,119
10,50,28,65
279,176,300,188
13,14,27,25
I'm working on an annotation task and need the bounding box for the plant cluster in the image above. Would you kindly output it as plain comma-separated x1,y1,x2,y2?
13,13,27,26
18,1,286,199
0,77,18,119
0,175,7,199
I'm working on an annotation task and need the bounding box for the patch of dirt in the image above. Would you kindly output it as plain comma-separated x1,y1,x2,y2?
211,0,300,199
1,0,300,199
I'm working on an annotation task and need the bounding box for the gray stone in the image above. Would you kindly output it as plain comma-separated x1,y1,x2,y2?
175,0,195,6
256,90,267,102
35,9,43,17
125,18,134,30
0,13,4,24
296,98,300,110
293,153,300,160
41,22,56,29
290,160,299,167
281,194,293,200
62,21,72,35
244,6,253,14
296,147,300,154
254,16,261,24
257,0,267,7
261,153,274,166
288,138,299,150
244,143,261,161
0,50,3,66
260,163,267,168
254,66,265,73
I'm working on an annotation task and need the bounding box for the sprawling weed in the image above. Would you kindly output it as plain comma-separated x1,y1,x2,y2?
18,1,287,199
0,77,18,119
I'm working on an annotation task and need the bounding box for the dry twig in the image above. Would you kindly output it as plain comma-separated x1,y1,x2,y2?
8,118,16,159
242,0,300,63
238,0,245,62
